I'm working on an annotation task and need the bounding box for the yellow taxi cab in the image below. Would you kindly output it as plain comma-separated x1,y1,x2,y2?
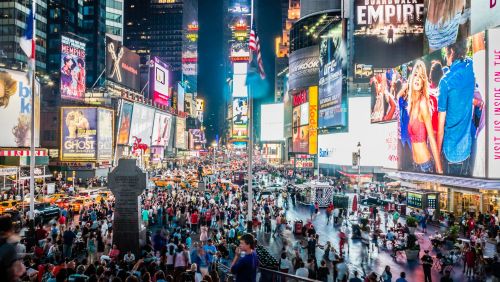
45,193,67,204
95,191,112,203
0,200,19,214
70,197,93,212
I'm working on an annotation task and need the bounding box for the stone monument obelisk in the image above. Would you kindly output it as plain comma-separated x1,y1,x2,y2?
108,158,146,255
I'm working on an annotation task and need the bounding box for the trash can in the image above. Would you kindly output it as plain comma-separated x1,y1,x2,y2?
294,220,303,235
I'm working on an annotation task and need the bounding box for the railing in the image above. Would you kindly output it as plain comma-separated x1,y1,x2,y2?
216,263,321,282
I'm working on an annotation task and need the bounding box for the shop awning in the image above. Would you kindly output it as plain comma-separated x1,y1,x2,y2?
386,171,500,190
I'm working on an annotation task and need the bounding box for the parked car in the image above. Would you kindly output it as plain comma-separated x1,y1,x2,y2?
0,200,19,214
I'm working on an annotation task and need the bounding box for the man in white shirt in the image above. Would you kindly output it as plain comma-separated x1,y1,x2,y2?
124,251,135,265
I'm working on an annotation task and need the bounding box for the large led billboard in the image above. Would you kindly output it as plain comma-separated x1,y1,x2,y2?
0,69,40,147
318,97,398,169
260,103,284,142
61,107,97,160
117,101,133,145
151,112,172,147
129,103,155,146
319,22,347,128
190,129,206,150
60,35,86,100
232,97,248,138
106,36,140,91
354,0,424,68
97,108,113,160
293,126,309,153
175,117,187,150
397,33,486,178
309,86,318,155
369,67,400,123
488,28,500,178
471,1,500,35
150,57,169,106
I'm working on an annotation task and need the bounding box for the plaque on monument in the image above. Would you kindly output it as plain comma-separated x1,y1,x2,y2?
108,158,146,256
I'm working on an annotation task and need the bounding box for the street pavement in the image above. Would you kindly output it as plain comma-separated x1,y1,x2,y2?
255,192,466,282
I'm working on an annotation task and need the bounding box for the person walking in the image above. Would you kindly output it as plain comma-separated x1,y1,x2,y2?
421,250,433,282
230,233,258,282
381,265,392,282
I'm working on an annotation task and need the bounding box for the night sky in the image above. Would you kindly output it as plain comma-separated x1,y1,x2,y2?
199,0,282,144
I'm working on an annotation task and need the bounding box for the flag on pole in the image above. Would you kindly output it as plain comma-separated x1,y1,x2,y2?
249,26,265,79
20,2,36,60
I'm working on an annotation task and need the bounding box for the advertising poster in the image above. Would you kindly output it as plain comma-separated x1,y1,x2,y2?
232,97,248,126
106,36,140,91
424,0,471,54
182,0,198,93
129,103,155,146
354,64,373,83
309,86,318,155
117,101,133,145
319,22,347,128
232,123,248,139
293,125,309,153
151,112,172,147
175,117,187,149
260,103,284,142
190,129,206,150
60,35,86,100
354,0,424,68
487,28,500,178
397,33,486,178
97,108,113,160
283,81,292,138
0,68,40,147
150,57,170,106
61,107,97,160
288,46,320,90
369,67,403,123
471,1,500,35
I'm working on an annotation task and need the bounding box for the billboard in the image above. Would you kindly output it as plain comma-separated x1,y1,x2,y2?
0,68,40,147
190,129,206,150
151,112,172,147
471,1,500,35
260,103,284,142
60,35,86,100
117,101,133,145
319,22,347,128
423,0,471,54
283,75,292,138
129,103,155,146
319,97,398,169
369,67,401,123
309,86,318,155
354,0,424,68
177,82,185,112
397,33,486,178
293,126,309,153
232,97,248,138
61,108,97,160
487,28,500,178
288,46,320,90
175,117,187,149
97,108,113,160
106,36,140,91
150,57,169,106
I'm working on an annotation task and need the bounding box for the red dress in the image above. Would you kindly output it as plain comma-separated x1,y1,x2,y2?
465,250,475,267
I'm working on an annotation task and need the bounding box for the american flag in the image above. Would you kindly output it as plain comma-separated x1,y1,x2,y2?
249,27,265,79
20,1,36,61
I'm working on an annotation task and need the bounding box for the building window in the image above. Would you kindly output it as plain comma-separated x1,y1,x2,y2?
106,12,122,23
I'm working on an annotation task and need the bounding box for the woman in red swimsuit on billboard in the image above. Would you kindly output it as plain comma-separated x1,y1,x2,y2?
407,61,443,174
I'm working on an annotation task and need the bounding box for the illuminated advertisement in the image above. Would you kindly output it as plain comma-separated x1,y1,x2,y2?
232,62,248,97
319,97,398,169
97,108,113,160
175,117,187,149
354,64,373,82
182,0,198,93
196,98,204,123
129,103,155,146
319,22,347,128
151,112,172,147
288,46,320,90
369,67,401,123
260,103,284,142
354,0,424,68
471,1,500,35
230,42,250,62
293,126,309,153
177,82,185,112
0,68,40,147
190,129,206,150
283,76,292,138
228,0,249,14
105,36,140,91
309,86,318,155
232,97,248,126
397,33,486,178
150,57,169,106
487,28,500,178
60,35,86,100
61,107,97,160
117,101,133,145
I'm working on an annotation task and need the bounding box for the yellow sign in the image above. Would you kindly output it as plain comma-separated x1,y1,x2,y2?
308,86,318,155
